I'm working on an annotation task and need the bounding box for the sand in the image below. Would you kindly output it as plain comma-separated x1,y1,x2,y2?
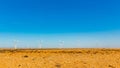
0,48,120,68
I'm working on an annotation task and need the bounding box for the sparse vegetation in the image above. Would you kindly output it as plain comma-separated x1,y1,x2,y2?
0,48,119,68
23,55,28,58
55,64,61,68
108,65,115,68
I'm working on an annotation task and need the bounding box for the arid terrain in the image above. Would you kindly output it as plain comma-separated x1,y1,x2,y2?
0,48,120,68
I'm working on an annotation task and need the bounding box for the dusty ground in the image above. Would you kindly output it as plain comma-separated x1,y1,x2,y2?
0,48,120,68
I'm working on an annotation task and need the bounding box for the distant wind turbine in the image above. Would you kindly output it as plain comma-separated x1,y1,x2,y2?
59,40,64,48
13,40,19,49
77,40,80,48
38,40,43,48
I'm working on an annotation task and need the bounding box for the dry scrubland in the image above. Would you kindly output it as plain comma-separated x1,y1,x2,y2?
0,48,120,68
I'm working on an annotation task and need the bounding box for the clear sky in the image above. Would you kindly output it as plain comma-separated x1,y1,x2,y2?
0,0,120,48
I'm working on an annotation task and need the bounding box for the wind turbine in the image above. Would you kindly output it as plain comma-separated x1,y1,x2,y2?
59,40,64,48
38,40,43,48
77,40,80,48
96,40,100,48
13,40,19,49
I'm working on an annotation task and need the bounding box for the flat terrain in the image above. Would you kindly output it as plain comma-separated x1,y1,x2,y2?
0,48,120,68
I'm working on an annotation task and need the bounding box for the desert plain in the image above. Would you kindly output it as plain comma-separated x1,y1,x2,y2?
0,48,120,68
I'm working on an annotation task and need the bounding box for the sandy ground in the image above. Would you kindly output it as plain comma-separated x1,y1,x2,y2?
0,48,120,68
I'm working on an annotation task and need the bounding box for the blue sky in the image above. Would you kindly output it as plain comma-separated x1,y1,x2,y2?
0,0,120,48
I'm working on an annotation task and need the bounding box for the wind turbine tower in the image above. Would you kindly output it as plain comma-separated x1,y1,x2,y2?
13,40,19,49
38,40,43,48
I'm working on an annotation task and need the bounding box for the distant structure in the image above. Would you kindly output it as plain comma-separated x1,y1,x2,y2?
96,40,99,47
38,40,43,48
13,40,19,49
59,40,64,48
77,40,80,48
